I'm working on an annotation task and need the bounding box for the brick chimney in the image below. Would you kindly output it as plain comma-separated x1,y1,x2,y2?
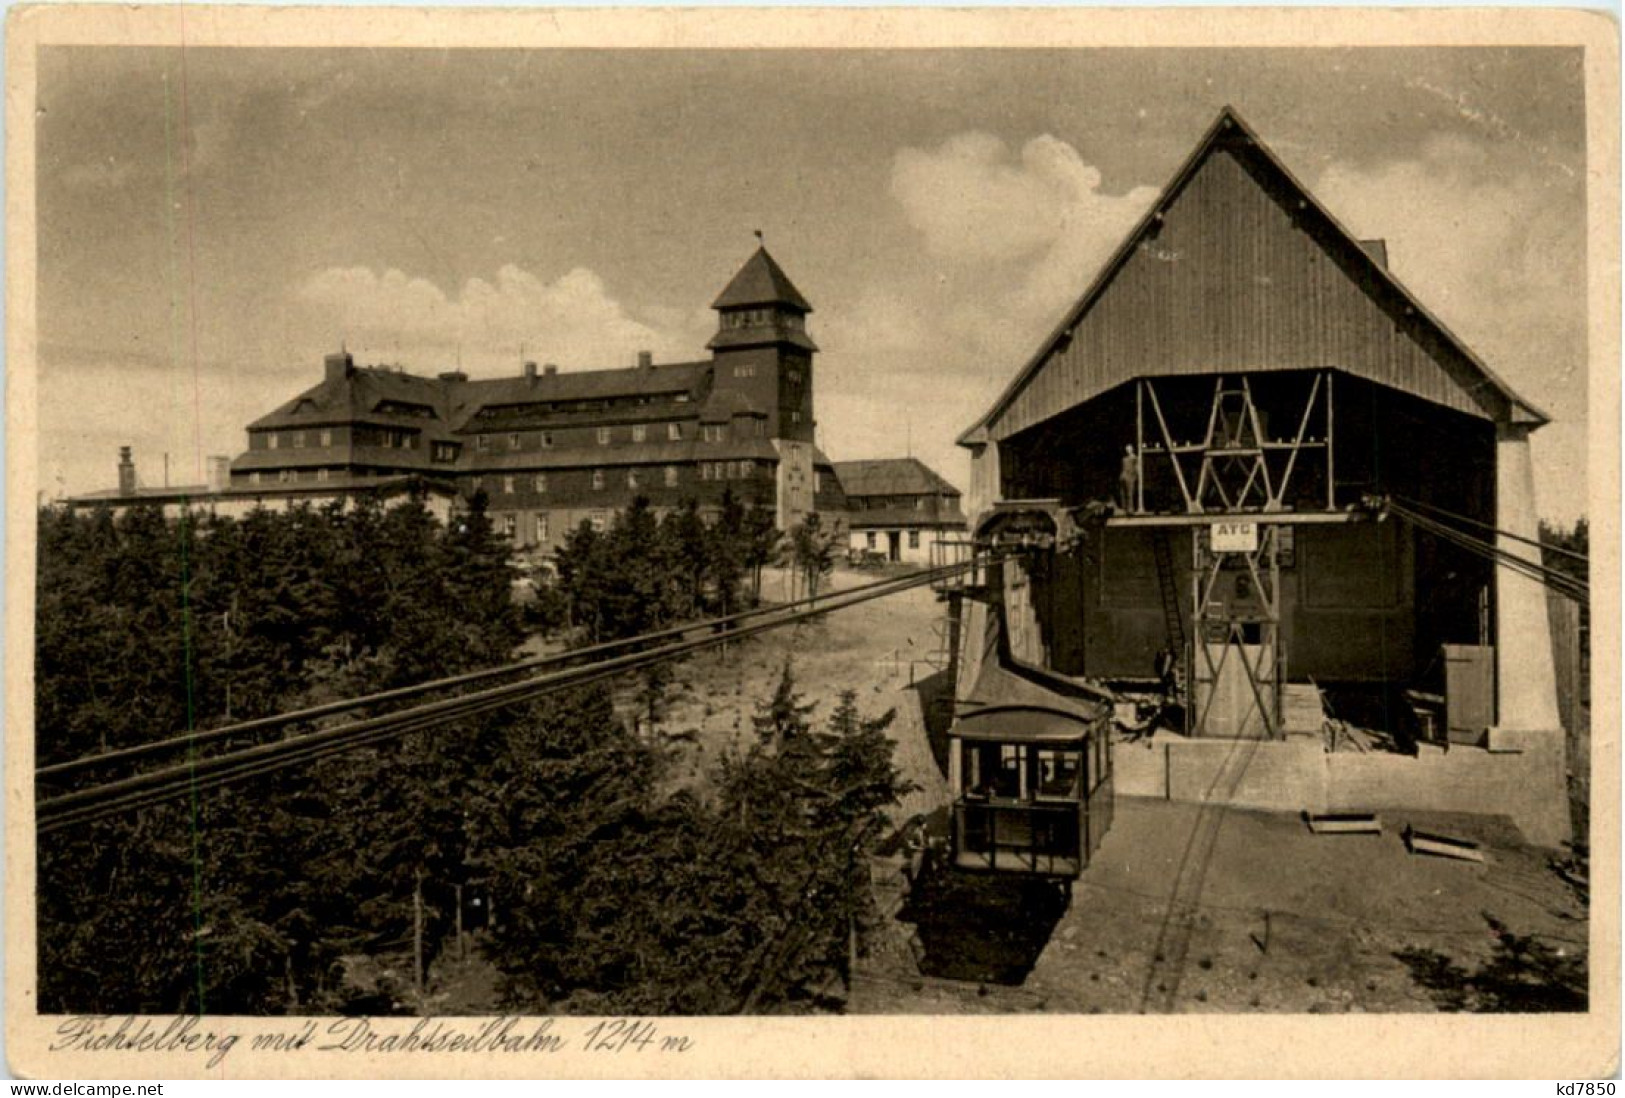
117,446,136,498
544,363,559,376
325,350,355,385
523,361,539,382
1358,238,1389,270
637,350,653,370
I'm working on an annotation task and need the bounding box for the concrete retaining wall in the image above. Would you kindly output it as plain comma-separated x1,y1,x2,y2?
1113,732,1569,848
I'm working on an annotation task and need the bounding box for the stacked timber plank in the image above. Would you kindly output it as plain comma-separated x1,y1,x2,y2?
1280,683,1325,741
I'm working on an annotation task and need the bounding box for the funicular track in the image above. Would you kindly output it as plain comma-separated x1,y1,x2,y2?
1136,732,1264,1013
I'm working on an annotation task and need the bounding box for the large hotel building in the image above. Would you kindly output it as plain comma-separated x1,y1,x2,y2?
74,248,850,547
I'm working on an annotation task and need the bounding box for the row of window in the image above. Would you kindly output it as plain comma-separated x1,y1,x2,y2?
866,530,922,550
247,468,336,485
472,465,690,495
499,511,555,543
850,493,957,511
245,460,806,495
264,428,335,450
718,308,804,331
260,427,427,451
698,461,768,482
475,392,691,421
497,506,740,544
262,420,785,457
469,420,765,451
363,428,416,449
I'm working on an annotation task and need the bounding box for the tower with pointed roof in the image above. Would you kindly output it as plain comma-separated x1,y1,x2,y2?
707,246,818,446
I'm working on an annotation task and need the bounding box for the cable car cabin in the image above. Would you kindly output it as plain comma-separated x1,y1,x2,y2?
948,660,1114,879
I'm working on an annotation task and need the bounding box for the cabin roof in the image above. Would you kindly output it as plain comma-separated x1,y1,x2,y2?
951,659,1107,742
832,457,960,499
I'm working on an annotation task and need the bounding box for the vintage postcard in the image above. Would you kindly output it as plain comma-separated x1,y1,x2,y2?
6,4,1619,1080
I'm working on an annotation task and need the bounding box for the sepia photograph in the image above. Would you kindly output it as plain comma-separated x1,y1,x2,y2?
6,5,1618,1080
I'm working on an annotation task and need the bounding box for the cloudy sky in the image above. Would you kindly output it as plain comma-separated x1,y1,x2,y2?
36,45,1590,522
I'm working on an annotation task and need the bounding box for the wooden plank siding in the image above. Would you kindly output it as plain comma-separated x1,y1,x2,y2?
990,142,1503,443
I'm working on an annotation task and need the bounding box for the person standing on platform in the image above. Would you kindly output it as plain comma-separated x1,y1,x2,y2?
1117,444,1140,512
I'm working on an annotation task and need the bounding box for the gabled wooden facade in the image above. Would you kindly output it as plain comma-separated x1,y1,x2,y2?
957,107,1560,747
960,108,1545,450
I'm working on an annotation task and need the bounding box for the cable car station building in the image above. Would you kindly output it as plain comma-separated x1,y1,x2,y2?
949,108,1569,847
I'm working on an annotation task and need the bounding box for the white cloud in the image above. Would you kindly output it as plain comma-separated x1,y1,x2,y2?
890,131,1159,323
882,130,1162,379
296,263,699,371
798,133,1164,500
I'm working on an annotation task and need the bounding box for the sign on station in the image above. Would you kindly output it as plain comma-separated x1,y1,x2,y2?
1211,520,1258,553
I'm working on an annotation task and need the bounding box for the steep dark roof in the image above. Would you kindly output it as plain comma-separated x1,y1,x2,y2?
66,474,459,508
706,323,819,353
958,105,1548,445
451,362,710,431
248,366,456,431
712,247,813,312
832,457,960,499
698,389,767,423
231,446,436,473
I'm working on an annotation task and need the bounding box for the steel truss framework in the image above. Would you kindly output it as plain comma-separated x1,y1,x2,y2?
1134,371,1334,517
1128,371,1336,738
1189,524,1282,738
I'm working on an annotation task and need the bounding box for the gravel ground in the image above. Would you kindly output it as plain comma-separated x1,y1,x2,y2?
853,797,1587,1015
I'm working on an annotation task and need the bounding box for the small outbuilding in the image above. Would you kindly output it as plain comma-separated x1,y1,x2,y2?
835,457,968,564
